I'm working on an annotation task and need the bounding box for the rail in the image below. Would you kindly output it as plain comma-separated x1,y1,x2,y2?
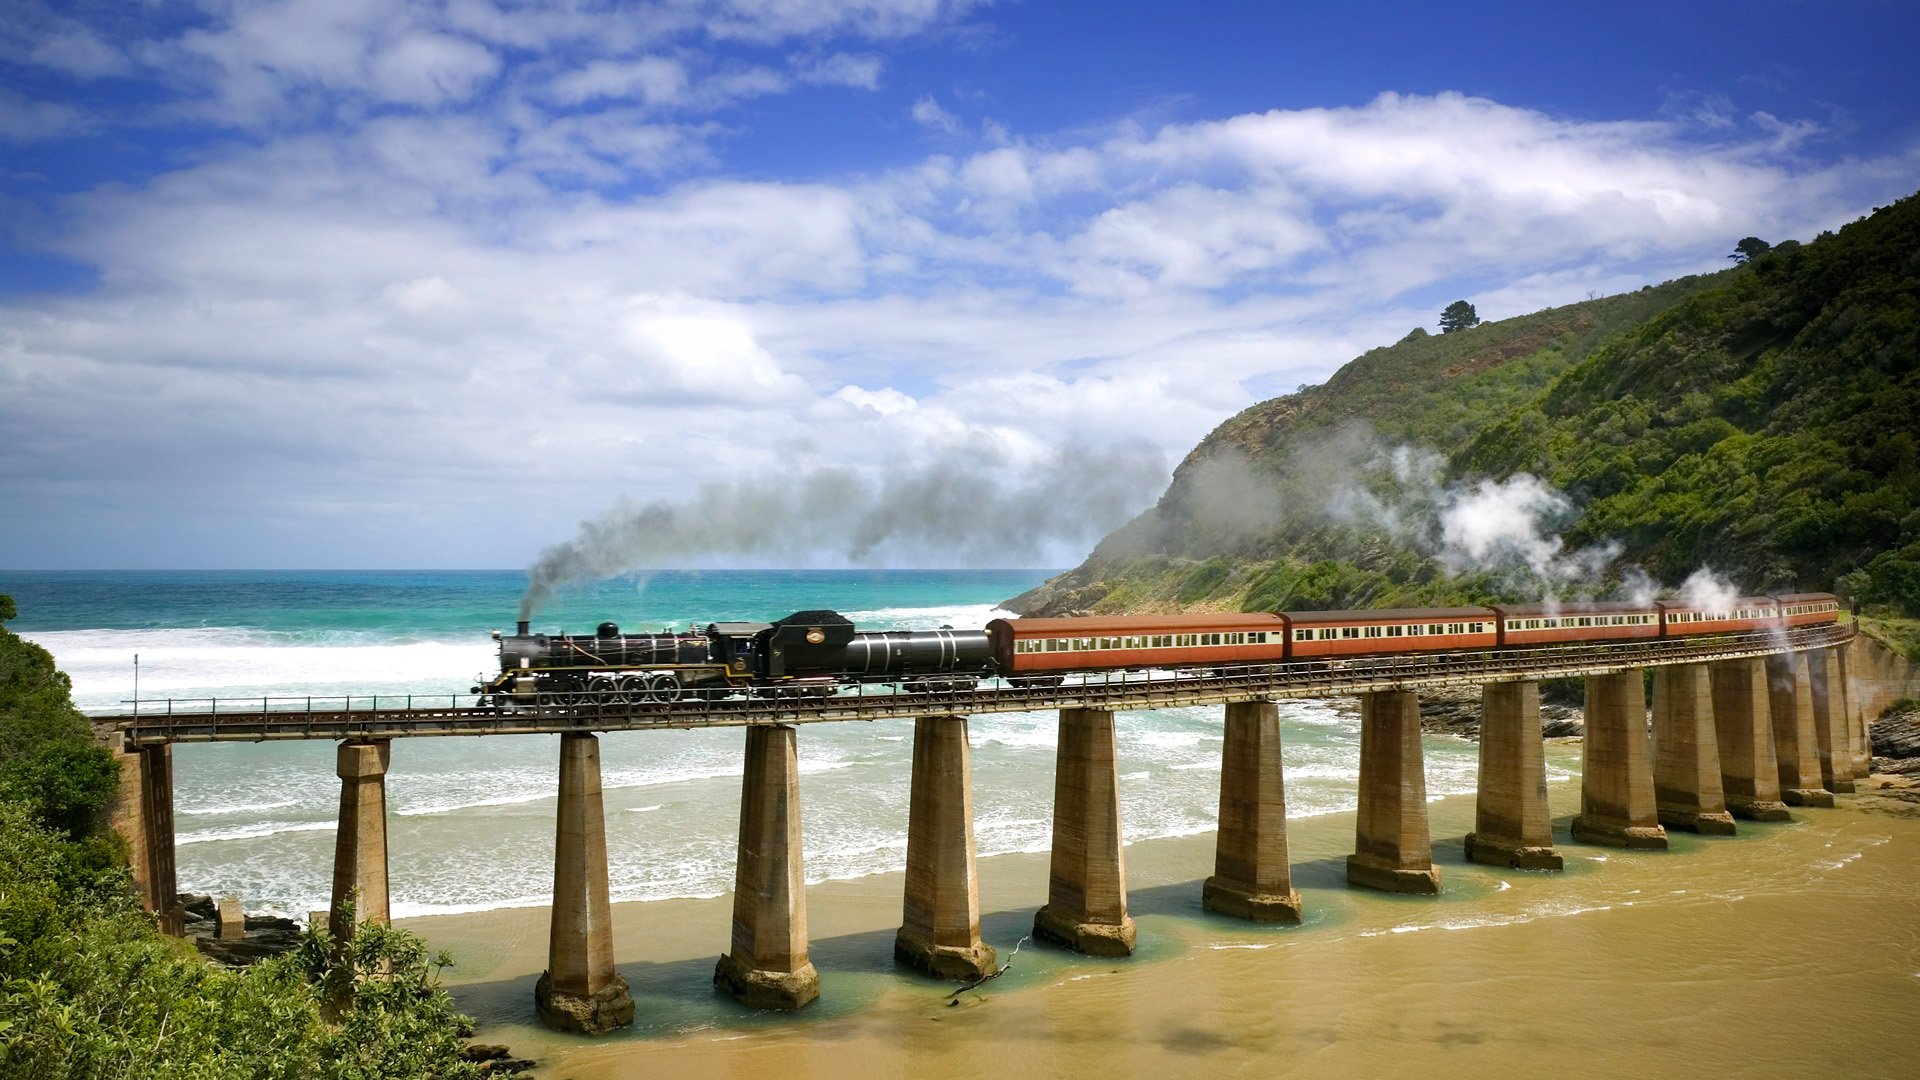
114,623,1854,745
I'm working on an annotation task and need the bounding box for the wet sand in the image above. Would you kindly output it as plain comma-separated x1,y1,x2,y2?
405,777,1920,1079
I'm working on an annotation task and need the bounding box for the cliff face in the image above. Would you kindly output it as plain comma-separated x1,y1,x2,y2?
1010,194,1920,619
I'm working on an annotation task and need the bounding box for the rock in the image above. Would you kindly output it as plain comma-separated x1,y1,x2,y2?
1869,703,1920,759
1409,687,1584,741
461,1042,538,1076
186,902,304,967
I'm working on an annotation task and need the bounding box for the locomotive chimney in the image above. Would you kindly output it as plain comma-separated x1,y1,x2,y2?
517,620,530,637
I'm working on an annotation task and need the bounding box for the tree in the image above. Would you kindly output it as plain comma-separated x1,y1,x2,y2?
1729,236,1771,263
1439,300,1480,333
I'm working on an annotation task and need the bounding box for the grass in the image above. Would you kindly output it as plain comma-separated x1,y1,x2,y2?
1858,613,1920,663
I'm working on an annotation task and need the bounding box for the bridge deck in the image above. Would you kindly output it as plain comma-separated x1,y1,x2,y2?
114,624,1852,745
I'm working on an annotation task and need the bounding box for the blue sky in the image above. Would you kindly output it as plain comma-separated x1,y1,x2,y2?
2,0,1916,570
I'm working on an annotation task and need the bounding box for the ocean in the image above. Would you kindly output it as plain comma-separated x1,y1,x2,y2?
4,569,1541,920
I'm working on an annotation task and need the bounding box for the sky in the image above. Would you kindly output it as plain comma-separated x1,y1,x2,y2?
2,0,1917,571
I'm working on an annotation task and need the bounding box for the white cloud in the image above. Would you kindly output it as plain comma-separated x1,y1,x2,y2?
911,93,959,132
368,32,500,106
28,24,131,79
547,56,691,107
1,66,1913,566
795,51,885,90
0,88,91,141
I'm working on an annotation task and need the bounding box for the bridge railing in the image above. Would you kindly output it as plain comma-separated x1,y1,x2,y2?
114,623,1853,745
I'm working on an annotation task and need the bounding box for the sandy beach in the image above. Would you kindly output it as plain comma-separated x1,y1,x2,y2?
404,776,1920,1079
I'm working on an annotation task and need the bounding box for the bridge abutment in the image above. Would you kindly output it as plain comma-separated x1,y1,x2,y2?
715,725,820,1010
1466,681,1563,870
1347,690,1442,893
896,715,995,980
1809,648,1855,793
1572,671,1669,849
1766,653,1835,808
1651,664,1737,835
1709,659,1792,821
538,732,634,1034
112,734,183,935
329,740,392,937
1034,707,1137,955
1204,699,1303,921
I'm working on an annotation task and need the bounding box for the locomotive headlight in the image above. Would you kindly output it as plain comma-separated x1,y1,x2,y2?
806,628,826,644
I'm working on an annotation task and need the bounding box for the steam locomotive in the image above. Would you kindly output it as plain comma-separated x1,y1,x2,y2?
476,610,994,705
474,593,1840,707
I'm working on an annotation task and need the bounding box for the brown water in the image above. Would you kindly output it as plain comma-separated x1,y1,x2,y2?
408,778,1920,1079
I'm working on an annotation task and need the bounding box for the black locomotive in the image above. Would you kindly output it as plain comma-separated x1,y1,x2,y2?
475,610,994,706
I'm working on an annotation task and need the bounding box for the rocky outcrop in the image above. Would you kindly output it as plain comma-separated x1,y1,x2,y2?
1870,701,1920,777
1321,688,1584,741
461,1044,539,1076
180,894,303,966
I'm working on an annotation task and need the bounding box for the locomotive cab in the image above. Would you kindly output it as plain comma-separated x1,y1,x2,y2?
705,622,773,679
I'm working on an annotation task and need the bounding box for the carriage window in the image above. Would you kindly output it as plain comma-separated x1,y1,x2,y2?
1386,625,1402,637
1362,626,1381,638
1294,629,1310,641
1340,627,1359,639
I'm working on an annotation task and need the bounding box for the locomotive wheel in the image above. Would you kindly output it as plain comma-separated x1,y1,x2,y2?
588,676,616,708
552,678,591,708
617,675,647,704
648,672,682,703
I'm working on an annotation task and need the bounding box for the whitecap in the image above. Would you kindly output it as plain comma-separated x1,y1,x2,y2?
178,820,335,845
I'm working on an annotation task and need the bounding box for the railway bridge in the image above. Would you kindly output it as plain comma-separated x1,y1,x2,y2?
111,623,1870,1032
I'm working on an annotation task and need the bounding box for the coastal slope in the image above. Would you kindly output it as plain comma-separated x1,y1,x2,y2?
1010,192,1920,618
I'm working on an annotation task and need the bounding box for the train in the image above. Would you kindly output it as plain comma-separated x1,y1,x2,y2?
473,593,1840,707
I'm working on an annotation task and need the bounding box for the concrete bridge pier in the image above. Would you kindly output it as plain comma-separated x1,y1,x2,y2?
1465,681,1563,870
538,733,635,1034
1709,659,1792,821
1766,653,1835,808
1203,699,1303,921
1572,671,1669,849
1347,690,1442,893
329,740,392,937
112,734,183,935
1809,649,1855,793
896,715,996,980
716,725,820,1010
1034,707,1137,955
1837,648,1869,780
1650,665,1737,834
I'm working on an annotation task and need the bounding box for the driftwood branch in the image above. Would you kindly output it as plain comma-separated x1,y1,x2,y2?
947,935,1032,1004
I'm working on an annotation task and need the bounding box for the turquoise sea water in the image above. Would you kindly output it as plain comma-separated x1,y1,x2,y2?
4,570,1522,919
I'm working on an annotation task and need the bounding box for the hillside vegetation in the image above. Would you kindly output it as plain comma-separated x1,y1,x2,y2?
1011,193,1920,618
0,596,486,1079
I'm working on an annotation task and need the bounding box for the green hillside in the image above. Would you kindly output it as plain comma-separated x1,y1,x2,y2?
1010,193,1920,618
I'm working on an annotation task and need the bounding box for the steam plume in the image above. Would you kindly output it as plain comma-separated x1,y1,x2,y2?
520,443,1167,618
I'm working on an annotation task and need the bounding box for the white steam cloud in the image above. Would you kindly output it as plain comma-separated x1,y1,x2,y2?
1172,423,1745,604
520,443,1167,618
1677,566,1742,613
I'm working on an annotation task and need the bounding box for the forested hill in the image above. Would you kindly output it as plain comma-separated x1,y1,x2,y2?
1009,192,1920,619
